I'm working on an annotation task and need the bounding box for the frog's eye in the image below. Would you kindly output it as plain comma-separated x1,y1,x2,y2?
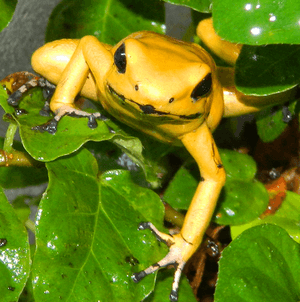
191,73,212,101
114,43,126,74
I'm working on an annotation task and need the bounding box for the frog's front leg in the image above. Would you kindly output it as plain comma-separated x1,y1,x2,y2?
27,36,112,133
133,123,226,301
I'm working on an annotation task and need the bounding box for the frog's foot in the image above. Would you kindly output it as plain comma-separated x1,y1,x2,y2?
32,105,107,134
132,222,194,302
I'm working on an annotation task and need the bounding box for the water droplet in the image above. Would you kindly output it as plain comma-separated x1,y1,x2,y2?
245,3,252,11
250,27,262,36
225,208,235,216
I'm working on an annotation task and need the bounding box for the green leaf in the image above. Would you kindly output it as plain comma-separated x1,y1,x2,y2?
235,45,300,96
32,148,169,301
0,187,31,301
162,0,212,13
0,0,17,32
255,100,297,142
213,0,300,45
231,191,300,243
46,0,165,44
215,224,300,302
0,85,143,162
219,149,257,181
214,178,269,225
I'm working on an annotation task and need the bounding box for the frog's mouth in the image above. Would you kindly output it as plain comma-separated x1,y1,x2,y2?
108,85,201,120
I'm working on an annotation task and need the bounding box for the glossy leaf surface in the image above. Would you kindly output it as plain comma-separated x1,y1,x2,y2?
32,149,167,301
213,0,300,45
46,0,165,44
215,224,300,302
0,187,30,302
231,191,300,243
31,148,194,301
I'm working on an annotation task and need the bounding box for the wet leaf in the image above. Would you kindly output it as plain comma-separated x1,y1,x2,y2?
213,0,300,45
31,148,170,301
215,224,300,302
0,187,30,302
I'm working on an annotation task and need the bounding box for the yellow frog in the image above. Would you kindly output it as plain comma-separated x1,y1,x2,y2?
7,18,294,301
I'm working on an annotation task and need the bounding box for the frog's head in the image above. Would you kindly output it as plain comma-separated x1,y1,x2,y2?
103,31,223,142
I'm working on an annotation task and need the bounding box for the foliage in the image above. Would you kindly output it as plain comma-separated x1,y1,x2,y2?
0,0,300,301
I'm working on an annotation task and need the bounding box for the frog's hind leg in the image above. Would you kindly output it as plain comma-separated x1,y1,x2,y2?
8,75,56,116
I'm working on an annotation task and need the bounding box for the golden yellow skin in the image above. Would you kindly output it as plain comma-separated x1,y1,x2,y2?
29,18,295,300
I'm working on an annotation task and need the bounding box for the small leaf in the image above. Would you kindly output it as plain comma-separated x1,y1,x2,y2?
32,149,168,301
163,166,198,210
213,0,300,45
0,0,17,32
0,187,31,301
46,0,165,43
231,191,300,243
256,100,297,142
215,224,300,302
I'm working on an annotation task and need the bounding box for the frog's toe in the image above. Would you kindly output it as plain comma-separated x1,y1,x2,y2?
132,248,185,302
133,222,191,302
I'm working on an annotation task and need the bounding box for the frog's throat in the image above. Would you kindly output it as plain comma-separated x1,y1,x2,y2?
108,85,202,120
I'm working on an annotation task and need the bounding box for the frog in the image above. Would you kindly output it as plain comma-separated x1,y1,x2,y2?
7,17,295,301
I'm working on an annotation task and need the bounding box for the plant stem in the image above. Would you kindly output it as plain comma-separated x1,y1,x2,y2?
3,123,18,152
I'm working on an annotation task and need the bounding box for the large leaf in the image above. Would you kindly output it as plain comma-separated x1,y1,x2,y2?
213,0,300,45
46,0,165,44
255,99,297,142
215,224,300,301
231,191,300,243
0,0,17,32
31,148,194,301
0,187,31,302
0,86,143,162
